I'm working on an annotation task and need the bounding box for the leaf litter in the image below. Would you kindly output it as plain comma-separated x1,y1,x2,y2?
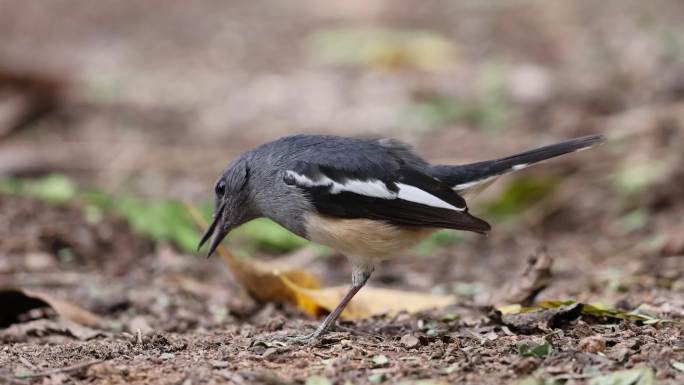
1,193,682,385
2,1,684,383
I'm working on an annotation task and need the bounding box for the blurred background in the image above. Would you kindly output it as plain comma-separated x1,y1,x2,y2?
0,0,683,378
0,0,684,384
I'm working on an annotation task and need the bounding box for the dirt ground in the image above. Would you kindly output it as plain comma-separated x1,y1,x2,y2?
1,1,684,384
0,190,682,385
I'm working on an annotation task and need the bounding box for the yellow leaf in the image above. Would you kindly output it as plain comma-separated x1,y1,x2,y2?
220,252,321,303
280,275,456,320
498,304,523,315
186,203,456,320
307,27,457,72
184,204,321,305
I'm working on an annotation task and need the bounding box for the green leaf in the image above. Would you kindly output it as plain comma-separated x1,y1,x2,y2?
589,368,655,385
502,300,666,324
414,229,463,255
229,218,309,252
517,341,552,358
112,197,201,252
368,373,386,383
481,176,558,219
531,342,552,358
0,174,77,203
0,175,311,253
306,376,332,385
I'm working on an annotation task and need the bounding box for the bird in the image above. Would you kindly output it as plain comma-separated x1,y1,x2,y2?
198,133,604,340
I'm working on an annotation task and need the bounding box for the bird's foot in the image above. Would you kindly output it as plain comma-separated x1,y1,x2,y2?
286,323,332,345
284,331,322,345
279,323,346,346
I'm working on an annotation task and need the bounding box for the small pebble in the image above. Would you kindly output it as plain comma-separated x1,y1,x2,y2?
579,335,606,353
513,356,540,374
400,334,420,349
209,360,229,369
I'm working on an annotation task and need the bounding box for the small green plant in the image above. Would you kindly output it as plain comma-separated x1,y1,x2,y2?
0,175,310,254
480,176,558,219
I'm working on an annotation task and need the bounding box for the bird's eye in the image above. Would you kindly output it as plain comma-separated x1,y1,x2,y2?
215,180,226,197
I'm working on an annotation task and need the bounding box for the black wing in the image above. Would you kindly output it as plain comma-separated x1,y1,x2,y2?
284,161,490,234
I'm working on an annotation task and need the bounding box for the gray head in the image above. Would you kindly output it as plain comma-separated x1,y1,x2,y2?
197,157,256,257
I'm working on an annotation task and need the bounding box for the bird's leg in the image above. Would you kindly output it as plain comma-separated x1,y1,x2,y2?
293,264,373,342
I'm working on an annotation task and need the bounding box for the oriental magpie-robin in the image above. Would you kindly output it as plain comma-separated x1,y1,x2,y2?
198,134,604,340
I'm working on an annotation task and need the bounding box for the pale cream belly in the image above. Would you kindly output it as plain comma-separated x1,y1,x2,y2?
304,214,435,261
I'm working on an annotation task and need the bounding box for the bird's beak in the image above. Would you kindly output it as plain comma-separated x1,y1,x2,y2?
197,202,229,258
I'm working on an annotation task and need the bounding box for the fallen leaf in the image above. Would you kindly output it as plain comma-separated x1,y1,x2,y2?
0,288,104,328
500,302,583,333
280,275,455,319
186,204,456,320
185,203,321,305
577,302,660,322
497,300,666,330
672,362,684,372
0,319,103,340
0,67,67,139
588,368,655,385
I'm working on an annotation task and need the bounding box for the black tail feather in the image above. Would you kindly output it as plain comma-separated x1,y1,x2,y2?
431,134,605,191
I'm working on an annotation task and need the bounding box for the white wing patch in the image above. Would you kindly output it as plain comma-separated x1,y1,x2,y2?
286,170,464,211
330,178,395,198
395,183,463,211
285,170,395,199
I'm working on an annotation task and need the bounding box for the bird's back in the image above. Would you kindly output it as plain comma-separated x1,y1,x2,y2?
256,134,431,173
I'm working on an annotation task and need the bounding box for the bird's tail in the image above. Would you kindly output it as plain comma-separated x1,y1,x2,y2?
430,134,605,197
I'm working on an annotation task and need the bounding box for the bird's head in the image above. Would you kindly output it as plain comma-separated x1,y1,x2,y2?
197,159,253,257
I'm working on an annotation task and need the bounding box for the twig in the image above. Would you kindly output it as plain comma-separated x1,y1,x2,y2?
17,358,36,371
18,359,105,379
492,248,553,307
